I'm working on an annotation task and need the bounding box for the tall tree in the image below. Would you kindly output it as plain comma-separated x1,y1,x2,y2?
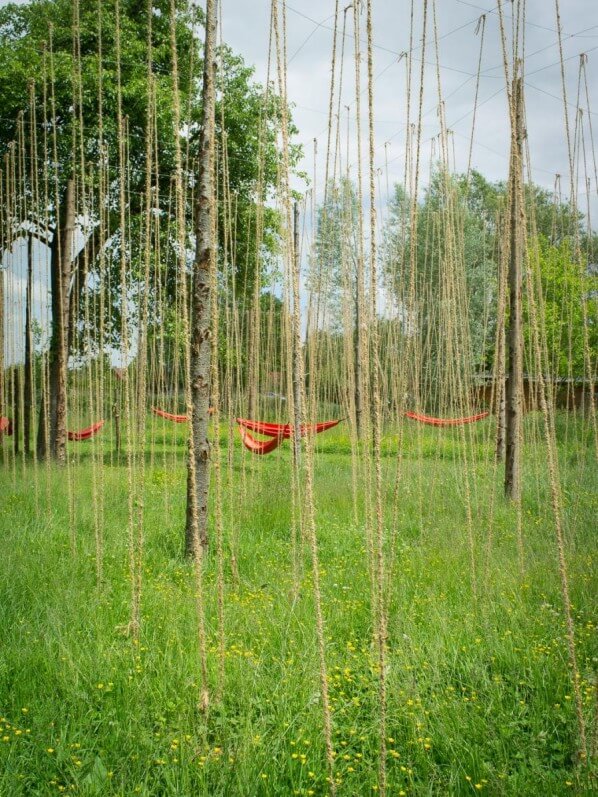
380,168,594,410
382,172,499,409
185,0,216,555
505,77,524,501
23,233,34,455
0,0,296,350
525,236,598,379
311,178,362,421
311,178,360,331
38,179,75,462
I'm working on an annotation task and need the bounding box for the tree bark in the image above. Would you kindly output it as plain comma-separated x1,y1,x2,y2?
113,401,121,456
38,179,75,463
185,0,217,555
292,202,302,465
24,232,33,455
496,375,506,460
505,77,524,500
354,288,364,438
0,253,4,442
495,287,506,461
13,370,20,456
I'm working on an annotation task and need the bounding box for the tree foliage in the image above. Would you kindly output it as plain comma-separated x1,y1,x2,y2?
526,236,598,378
382,168,597,384
311,177,360,332
0,0,298,356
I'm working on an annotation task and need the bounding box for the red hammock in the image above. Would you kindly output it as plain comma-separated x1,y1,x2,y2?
152,407,188,423
404,410,489,427
237,425,283,455
236,418,340,439
68,420,105,441
152,406,214,422
0,416,13,436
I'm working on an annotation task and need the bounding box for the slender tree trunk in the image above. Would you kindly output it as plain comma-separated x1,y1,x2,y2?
496,376,506,460
38,179,75,463
36,384,46,457
247,309,258,420
113,401,121,456
495,304,506,461
13,370,20,455
0,255,4,441
505,77,524,499
494,214,508,461
354,291,363,438
24,232,33,455
185,0,217,555
292,202,302,465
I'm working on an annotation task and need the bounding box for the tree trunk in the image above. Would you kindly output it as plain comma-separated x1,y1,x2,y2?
354,290,363,438
505,77,524,500
496,375,506,460
292,201,302,465
113,401,121,456
494,214,508,461
13,370,20,456
185,0,217,555
0,252,4,442
38,179,75,463
495,304,506,461
24,232,33,455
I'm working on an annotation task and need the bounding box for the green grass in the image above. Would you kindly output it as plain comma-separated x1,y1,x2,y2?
0,415,596,795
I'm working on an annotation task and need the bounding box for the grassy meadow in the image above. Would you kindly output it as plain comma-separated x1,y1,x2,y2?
0,415,597,795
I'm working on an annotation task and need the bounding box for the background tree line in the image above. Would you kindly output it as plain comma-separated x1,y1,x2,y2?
311,170,597,413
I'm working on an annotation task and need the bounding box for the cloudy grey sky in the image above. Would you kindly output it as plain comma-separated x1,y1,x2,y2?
221,0,598,210
3,0,597,363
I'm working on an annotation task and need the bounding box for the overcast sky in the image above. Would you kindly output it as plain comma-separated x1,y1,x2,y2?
221,0,598,213
3,0,598,363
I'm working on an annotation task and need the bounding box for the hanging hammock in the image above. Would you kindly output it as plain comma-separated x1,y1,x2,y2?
236,417,341,440
152,406,214,422
404,410,489,427
68,420,106,441
152,407,188,423
237,425,283,455
0,417,13,436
